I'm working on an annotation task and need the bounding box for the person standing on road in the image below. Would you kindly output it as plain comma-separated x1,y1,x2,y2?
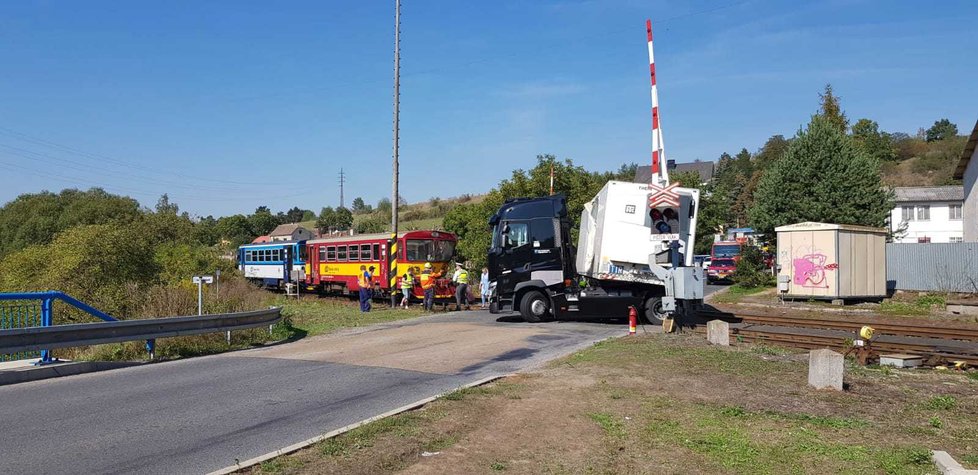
480,267,490,309
453,263,471,311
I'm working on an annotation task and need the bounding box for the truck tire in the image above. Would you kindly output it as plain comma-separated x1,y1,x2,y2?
643,296,667,325
519,290,551,323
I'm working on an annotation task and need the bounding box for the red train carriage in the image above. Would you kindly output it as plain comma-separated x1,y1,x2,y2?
304,230,458,302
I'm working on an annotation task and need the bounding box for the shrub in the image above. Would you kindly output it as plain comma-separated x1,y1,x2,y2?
732,246,774,288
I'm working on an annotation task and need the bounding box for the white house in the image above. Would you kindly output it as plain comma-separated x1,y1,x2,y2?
268,224,314,242
954,119,978,242
889,186,964,243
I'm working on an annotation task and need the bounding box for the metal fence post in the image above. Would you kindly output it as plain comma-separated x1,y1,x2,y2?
37,297,53,365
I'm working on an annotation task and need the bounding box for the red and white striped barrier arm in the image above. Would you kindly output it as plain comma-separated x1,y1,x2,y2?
647,19,669,186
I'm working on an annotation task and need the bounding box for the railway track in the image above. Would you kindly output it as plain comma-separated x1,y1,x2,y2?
692,309,978,366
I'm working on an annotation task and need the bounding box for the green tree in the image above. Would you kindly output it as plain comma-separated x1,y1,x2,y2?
0,224,156,317
334,207,353,230
0,188,142,258
216,214,255,246
301,209,317,221
851,118,897,162
351,197,368,214
249,207,279,235
818,84,849,134
753,135,790,168
750,114,892,237
284,206,306,223
925,119,958,142
155,193,179,214
316,206,337,234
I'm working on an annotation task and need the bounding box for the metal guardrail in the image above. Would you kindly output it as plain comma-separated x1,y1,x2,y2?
0,307,282,358
0,291,119,363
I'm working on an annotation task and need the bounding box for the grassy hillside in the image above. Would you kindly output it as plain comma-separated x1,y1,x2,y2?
302,194,485,234
881,135,966,187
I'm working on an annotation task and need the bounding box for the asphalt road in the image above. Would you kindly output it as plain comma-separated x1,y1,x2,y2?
0,310,627,475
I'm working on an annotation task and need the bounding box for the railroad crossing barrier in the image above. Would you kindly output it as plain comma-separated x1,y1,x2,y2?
0,291,282,364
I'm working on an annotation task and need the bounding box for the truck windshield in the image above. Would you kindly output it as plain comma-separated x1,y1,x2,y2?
405,239,455,262
712,245,740,258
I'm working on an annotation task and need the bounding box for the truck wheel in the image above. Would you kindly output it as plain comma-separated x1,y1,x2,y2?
643,296,667,325
519,291,551,323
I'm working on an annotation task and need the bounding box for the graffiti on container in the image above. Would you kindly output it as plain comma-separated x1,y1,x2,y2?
792,253,839,288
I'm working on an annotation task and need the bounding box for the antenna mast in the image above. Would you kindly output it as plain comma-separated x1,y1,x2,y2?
647,19,669,186
339,168,345,208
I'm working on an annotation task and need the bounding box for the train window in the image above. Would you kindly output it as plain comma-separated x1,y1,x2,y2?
360,244,372,261
318,247,326,262
299,245,307,261
326,246,336,261
349,245,359,261
373,244,380,260
337,246,347,261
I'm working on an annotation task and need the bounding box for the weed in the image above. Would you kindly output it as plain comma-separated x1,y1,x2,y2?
916,294,946,309
720,406,747,417
588,412,626,439
319,439,346,457
880,365,893,376
764,411,869,429
490,461,508,471
929,417,943,429
962,454,978,466
967,371,978,382
927,395,957,410
750,345,785,356
258,457,302,473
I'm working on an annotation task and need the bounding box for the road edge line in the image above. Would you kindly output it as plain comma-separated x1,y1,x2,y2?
206,373,510,475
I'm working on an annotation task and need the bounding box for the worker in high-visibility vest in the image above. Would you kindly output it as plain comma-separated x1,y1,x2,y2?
399,270,415,309
358,265,372,312
419,262,442,311
452,263,471,311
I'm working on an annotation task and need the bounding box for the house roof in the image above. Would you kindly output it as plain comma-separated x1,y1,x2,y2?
892,186,964,203
633,160,715,184
955,118,978,179
269,223,308,236
251,235,270,243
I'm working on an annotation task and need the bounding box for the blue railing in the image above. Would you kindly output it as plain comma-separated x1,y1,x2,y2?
0,291,130,365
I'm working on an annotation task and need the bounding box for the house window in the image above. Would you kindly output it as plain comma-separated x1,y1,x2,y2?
916,205,930,221
950,204,963,220
950,236,964,243
917,236,931,243
901,206,914,221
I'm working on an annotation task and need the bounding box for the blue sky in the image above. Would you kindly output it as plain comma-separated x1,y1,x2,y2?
0,1,975,217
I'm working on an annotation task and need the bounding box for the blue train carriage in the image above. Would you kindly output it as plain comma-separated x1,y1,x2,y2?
237,240,307,288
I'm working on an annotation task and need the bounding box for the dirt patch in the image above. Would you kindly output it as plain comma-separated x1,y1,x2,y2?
247,334,978,474
239,322,545,374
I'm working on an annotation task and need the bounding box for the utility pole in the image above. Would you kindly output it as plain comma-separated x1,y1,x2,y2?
391,0,401,235
339,168,345,209
388,0,402,300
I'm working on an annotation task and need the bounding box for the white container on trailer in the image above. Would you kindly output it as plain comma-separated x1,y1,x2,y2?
576,180,699,285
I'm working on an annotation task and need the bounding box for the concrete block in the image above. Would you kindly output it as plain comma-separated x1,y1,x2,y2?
706,320,729,346
808,349,844,390
880,354,923,368
932,450,978,475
